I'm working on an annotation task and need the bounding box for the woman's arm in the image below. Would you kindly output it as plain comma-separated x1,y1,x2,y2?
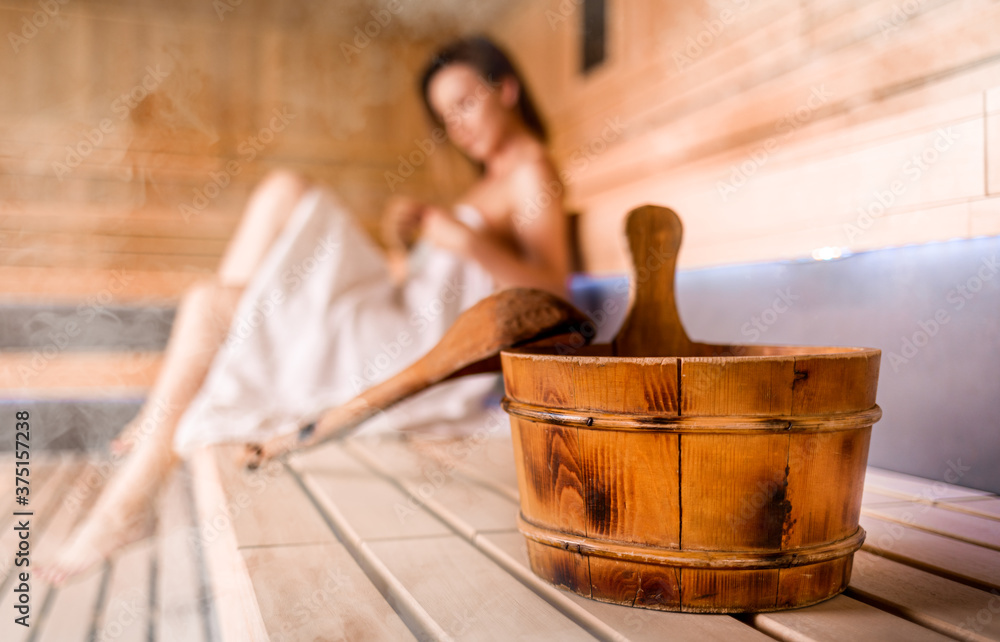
422,162,572,298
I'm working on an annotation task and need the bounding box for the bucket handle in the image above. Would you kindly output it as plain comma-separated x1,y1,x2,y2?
611,205,695,357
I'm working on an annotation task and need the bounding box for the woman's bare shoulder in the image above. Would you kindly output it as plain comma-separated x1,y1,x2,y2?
507,146,562,202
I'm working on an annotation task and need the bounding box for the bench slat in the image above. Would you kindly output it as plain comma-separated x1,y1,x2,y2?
750,594,955,642
242,543,415,642
302,474,452,545
367,534,601,641
849,550,1000,642
189,446,268,642
209,445,335,548
355,438,772,640
155,462,211,642
863,502,1000,551
938,497,1000,522
92,538,156,642
481,531,774,642
35,564,105,642
347,439,521,538
860,514,1000,591
0,459,91,642
864,468,993,502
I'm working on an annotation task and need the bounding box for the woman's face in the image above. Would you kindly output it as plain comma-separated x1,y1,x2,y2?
426,63,517,162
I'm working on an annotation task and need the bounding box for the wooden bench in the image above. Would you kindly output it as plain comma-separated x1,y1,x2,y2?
5,427,999,641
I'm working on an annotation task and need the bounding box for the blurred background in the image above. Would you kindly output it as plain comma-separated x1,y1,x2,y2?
1,0,998,490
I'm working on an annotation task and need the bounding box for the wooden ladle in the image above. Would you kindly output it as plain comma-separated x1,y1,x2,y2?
243,287,592,468
611,204,695,357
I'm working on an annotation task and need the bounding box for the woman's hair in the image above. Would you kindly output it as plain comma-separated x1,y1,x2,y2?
419,35,548,143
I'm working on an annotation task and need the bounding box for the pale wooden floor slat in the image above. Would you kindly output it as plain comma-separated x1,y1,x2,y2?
13,438,999,641
155,462,211,642
480,531,775,642
189,447,268,642
346,439,521,539
350,438,773,641
861,489,919,507
848,550,1000,642
938,497,1000,522
0,458,83,642
0,459,99,642
209,445,336,549
749,594,956,642
91,538,156,642
860,514,1000,592
302,474,453,545
863,501,1000,551
366,534,602,641
242,543,416,641
34,562,106,642
31,456,117,642
294,467,483,640
294,444,604,640
864,468,994,502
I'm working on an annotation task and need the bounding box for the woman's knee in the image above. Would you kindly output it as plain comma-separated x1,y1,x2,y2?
257,169,309,203
182,278,241,311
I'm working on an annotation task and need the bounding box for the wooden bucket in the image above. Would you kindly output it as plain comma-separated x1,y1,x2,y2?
499,205,881,613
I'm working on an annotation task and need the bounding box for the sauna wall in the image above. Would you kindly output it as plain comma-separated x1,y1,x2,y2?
491,0,1000,272
0,0,490,300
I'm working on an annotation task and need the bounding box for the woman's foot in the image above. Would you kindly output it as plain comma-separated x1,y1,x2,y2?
36,442,174,586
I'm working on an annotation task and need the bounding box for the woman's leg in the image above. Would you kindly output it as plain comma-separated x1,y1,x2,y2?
112,170,311,453
38,170,310,585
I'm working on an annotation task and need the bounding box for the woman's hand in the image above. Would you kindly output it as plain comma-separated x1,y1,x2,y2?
381,195,425,252
420,205,475,255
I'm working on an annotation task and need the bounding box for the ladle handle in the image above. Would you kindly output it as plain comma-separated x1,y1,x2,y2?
611,205,694,357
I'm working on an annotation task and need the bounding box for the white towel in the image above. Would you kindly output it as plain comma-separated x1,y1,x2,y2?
172,187,501,456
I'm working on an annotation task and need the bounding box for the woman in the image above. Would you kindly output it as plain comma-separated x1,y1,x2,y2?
37,35,570,585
